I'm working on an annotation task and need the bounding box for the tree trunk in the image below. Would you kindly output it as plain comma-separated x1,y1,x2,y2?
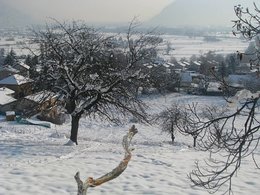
193,135,197,148
171,133,175,145
171,122,175,145
70,114,81,145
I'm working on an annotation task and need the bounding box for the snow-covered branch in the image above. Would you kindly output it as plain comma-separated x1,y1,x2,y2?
74,125,138,195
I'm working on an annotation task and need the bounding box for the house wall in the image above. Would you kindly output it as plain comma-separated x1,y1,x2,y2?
16,67,29,77
0,101,18,114
0,99,38,115
0,70,17,80
0,83,32,98
0,92,58,116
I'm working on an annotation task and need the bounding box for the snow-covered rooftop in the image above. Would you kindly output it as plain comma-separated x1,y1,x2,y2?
0,74,33,85
0,87,15,95
25,91,57,103
178,61,188,67
193,61,201,66
19,62,30,70
0,91,16,105
207,82,222,92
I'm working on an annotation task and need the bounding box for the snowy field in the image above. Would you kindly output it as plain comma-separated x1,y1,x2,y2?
0,33,249,61
0,93,259,195
159,35,249,60
0,36,31,56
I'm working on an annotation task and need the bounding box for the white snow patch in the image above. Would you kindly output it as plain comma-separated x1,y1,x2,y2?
0,90,16,105
64,139,77,146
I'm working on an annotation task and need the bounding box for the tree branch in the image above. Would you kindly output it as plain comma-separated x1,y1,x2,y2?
74,125,138,195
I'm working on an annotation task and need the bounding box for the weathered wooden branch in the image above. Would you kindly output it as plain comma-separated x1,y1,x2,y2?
74,125,138,195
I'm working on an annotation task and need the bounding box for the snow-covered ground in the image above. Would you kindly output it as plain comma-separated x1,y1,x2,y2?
159,35,248,60
0,93,259,195
0,33,248,60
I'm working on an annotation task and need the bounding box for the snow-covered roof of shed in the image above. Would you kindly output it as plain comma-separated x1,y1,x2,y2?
207,82,222,92
0,91,16,105
24,91,57,103
178,61,188,67
0,87,15,95
163,63,170,68
166,62,174,66
0,74,33,85
193,61,201,66
19,62,30,70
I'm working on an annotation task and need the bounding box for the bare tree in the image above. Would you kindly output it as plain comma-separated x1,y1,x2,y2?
176,103,205,148
189,4,260,193
30,20,161,144
155,103,205,147
154,104,184,144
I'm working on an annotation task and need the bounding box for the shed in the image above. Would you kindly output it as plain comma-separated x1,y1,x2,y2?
180,72,192,87
6,111,15,121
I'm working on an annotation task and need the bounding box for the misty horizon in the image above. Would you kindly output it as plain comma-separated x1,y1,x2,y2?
0,0,257,28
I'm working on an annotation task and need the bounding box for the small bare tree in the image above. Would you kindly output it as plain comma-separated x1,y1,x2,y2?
154,104,184,144
176,103,205,148
155,103,205,147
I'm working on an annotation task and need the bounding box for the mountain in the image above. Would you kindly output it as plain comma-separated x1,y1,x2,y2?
0,1,36,28
147,0,254,28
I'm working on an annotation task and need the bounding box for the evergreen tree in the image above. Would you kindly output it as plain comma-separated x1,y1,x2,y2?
225,53,239,74
0,48,5,66
218,62,228,77
4,49,17,66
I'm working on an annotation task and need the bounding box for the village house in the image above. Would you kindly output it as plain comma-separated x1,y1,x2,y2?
0,74,34,98
0,89,58,116
0,65,20,80
13,91,58,116
14,62,30,77
227,72,260,92
179,71,203,87
0,87,17,114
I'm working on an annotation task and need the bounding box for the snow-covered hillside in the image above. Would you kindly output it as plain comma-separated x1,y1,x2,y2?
0,93,259,195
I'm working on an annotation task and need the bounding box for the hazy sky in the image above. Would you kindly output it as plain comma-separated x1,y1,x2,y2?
1,0,257,27
149,0,256,27
3,0,174,23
